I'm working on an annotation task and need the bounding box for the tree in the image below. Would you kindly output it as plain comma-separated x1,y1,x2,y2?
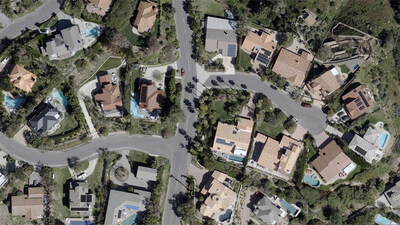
102,29,130,53
147,35,160,54
106,0,135,29
300,186,322,206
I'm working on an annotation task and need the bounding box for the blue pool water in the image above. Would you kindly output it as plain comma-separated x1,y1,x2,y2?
280,199,298,215
130,98,144,118
304,174,320,186
4,95,24,111
379,132,389,148
52,91,68,107
84,27,98,37
353,63,360,71
126,204,139,210
228,154,244,162
219,209,232,222
121,214,137,225
375,214,396,225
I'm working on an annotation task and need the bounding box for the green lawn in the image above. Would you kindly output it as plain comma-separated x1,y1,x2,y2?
128,150,150,164
237,49,253,72
86,156,104,191
51,167,72,220
39,15,58,29
73,160,89,173
52,113,78,135
213,100,229,121
339,64,350,73
99,57,121,71
257,121,284,139
119,21,144,46
141,54,159,65
197,0,225,18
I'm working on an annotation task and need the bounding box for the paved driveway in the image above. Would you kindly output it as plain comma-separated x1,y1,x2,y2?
78,80,99,139
0,0,63,40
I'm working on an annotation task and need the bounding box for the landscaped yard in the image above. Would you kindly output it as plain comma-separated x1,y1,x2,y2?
85,156,104,191
339,64,350,73
51,167,74,220
257,121,284,139
52,113,78,136
128,150,150,164
213,100,229,121
236,49,253,72
73,160,89,173
119,21,144,46
99,57,121,71
196,0,225,18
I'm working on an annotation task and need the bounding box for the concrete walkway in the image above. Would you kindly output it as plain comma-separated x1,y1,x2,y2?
325,125,344,138
82,158,98,177
241,188,254,225
78,80,99,139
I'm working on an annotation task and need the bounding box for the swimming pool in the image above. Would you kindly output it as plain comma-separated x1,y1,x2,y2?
121,214,137,225
280,199,298,215
84,27,98,37
228,154,244,162
379,132,389,148
52,91,68,107
375,214,396,225
304,174,320,187
4,95,24,110
219,209,232,222
130,98,144,118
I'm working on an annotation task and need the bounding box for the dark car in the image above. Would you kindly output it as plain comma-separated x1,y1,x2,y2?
337,111,344,117
181,68,185,77
270,84,278,90
301,103,312,108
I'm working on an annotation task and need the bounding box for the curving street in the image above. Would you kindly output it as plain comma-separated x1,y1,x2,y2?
0,0,327,224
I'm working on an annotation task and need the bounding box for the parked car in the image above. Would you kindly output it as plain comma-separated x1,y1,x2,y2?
77,172,87,180
1,58,8,64
301,102,312,108
337,111,344,117
181,68,185,77
270,84,278,90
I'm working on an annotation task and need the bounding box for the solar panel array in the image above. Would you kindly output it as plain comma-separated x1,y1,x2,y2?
358,91,370,107
355,146,367,156
227,44,236,57
255,53,270,65
140,86,148,103
216,138,235,146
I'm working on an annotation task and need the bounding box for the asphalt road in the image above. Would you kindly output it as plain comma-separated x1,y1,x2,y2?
203,73,327,134
0,0,327,224
0,0,63,40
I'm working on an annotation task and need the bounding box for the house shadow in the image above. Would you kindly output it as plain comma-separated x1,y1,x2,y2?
63,179,73,208
198,170,213,190
246,192,262,211
55,19,74,31
317,137,333,149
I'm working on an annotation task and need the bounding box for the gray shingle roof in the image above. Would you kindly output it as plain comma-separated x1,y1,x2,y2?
43,25,83,59
136,166,157,181
348,134,382,164
253,196,285,225
28,103,61,135
384,182,400,208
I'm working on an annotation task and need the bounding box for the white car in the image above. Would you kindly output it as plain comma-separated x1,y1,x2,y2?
1,58,8,64
77,172,87,180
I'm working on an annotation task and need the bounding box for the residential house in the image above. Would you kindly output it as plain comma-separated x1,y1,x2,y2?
307,67,341,100
212,118,254,164
380,181,400,208
251,133,303,176
138,82,163,113
69,181,95,216
272,48,313,87
94,73,123,113
136,166,157,181
302,10,317,26
242,30,277,66
0,172,8,188
253,195,287,225
205,16,237,57
41,25,83,60
133,0,158,33
311,140,356,183
364,125,390,149
8,64,37,93
86,0,112,16
27,102,62,136
11,187,44,220
342,85,374,120
104,189,151,225
348,134,383,164
200,171,237,221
